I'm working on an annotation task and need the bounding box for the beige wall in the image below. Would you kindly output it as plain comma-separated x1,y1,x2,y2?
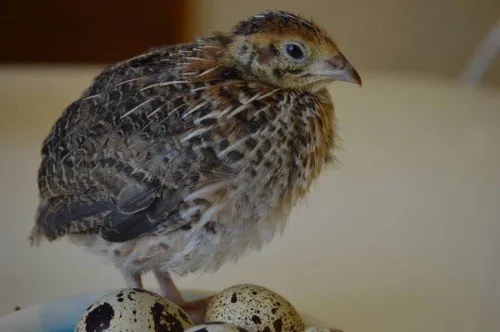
188,0,500,87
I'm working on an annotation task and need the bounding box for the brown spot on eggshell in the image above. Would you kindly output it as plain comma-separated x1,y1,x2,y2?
273,318,283,332
151,302,186,331
75,288,194,332
84,302,114,332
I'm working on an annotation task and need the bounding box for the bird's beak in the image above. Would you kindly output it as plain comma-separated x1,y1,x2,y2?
317,54,362,86
333,64,362,86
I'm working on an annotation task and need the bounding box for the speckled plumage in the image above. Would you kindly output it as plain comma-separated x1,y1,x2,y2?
29,10,360,315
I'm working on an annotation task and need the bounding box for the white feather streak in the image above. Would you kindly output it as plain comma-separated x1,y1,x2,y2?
185,181,230,202
226,103,249,119
115,77,144,86
194,112,218,125
180,206,201,220
147,104,166,118
197,66,219,77
258,88,280,100
198,205,220,226
186,57,212,62
217,136,248,158
180,127,212,143
121,97,156,118
140,81,188,91
182,100,210,119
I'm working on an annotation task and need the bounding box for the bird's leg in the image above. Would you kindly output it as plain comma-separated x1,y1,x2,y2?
153,270,185,306
153,269,212,324
122,271,143,289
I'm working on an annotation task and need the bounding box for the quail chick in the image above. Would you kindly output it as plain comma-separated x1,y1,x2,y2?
29,10,361,322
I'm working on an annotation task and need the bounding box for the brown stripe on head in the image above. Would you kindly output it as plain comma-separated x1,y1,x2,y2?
232,10,335,45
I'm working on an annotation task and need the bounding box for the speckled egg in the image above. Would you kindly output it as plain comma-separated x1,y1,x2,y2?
305,326,344,332
185,322,249,332
204,284,305,332
75,288,194,332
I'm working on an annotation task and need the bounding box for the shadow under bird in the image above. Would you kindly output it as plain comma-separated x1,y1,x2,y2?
29,10,361,322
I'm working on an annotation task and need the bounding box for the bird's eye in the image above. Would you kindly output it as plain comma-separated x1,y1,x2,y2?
283,42,307,62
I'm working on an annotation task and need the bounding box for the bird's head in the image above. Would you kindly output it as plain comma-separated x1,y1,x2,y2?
222,10,361,92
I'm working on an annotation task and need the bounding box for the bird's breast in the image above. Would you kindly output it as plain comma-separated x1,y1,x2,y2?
189,87,336,234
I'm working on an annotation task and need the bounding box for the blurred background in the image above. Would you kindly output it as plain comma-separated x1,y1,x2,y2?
2,0,500,86
0,1,499,332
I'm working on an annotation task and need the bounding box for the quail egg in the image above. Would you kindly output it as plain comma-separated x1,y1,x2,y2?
75,288,194,332
185,322,249,332
305,327,344,332
204,284,305,332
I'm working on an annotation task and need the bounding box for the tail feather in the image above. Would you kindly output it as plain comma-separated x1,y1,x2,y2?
28,200,50,247
28,225,44,247
28,197,113,246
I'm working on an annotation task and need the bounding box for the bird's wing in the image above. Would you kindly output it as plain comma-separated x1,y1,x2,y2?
32,37,283,244
32,41,242,243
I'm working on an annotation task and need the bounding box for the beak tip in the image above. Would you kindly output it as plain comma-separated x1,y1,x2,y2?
320,56,363,86
350,68,362,87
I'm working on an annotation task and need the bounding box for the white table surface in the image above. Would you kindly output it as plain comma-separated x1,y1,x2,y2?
0,66,499,332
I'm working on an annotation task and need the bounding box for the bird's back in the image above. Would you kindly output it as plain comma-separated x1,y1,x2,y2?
33,43,199,241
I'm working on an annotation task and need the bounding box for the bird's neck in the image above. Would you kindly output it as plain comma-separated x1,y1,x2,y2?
287,88,337,202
